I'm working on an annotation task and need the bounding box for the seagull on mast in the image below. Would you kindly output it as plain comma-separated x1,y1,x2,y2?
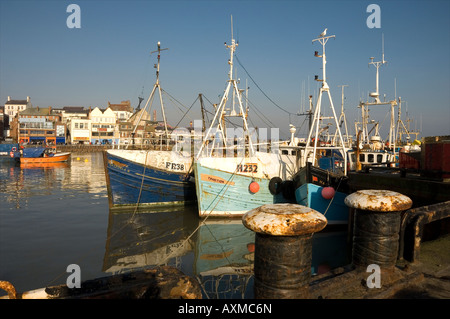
319,28,327,38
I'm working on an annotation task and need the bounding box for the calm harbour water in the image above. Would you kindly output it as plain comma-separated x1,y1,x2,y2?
0,152,350,299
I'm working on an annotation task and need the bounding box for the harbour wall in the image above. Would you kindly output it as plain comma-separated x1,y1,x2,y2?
55,145,113,153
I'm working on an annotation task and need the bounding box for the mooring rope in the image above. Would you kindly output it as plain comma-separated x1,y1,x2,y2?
158,155,247,268
45,150,151,289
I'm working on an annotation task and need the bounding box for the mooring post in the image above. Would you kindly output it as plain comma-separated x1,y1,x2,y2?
242,203,327,299
344,189,412,270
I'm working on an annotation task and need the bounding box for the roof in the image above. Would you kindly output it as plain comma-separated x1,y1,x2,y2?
108,101,133,112
109,105,133,112
20,107,54,116
5,100,28,105
63,106,86,113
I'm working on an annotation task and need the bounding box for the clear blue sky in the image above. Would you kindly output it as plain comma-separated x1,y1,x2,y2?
1,0,449,139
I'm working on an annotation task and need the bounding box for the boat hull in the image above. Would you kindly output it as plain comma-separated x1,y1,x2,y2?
292,163,349,224
0,143,20,161
193,154,295,217
295,183,349,225
20,152,71,164
104,150,196,208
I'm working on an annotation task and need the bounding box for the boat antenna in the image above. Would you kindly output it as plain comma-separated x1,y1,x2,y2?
368,33,387,104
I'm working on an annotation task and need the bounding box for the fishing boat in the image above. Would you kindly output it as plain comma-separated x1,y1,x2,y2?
0,143,19,161
293,162,349,225
347,135,450,207
194,151,298,217
104,149,196,208
193,18,299,217
349,36,400,171
19,147,70,164
347,134,397,171
291,29,351,225
103,42,197,209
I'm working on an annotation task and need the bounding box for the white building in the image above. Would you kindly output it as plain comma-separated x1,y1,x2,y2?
89,107,116,144
108,100,134,122
70,118,92,144
4,96,31,123
60,106,89,124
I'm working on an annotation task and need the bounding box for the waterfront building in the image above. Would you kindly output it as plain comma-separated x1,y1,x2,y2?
13,106,67,144
59,106,89,124
108,100,134,122
89,107,116,144
117,108,155,146
69,118,92,144
4,96,31,124
0,107,10,140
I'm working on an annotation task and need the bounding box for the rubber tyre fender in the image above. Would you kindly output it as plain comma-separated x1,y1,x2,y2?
268,177,283,195
281,180,296,201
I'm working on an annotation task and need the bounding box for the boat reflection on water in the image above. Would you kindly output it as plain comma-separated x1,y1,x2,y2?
20,162,70,169
102,206,255,298
195,218,255,299
102,206,198,274
103,205,350,299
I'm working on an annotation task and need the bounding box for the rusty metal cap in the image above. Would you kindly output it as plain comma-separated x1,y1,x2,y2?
242,203,327,236
344,189,412,212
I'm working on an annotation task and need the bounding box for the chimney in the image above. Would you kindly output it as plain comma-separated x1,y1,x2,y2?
27,96,30,102
153,110,157,122
7,96,11,101
49,106,52,115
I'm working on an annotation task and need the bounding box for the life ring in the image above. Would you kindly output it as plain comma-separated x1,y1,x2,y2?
268,177,283,195
11,147,17,152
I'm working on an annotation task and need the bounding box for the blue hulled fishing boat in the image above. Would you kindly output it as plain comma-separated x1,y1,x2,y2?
0,143,19,161
103,42,197,209
103,149,196,208
292,29,351,225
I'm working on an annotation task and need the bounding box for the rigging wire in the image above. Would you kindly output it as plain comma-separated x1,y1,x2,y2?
171,95,200,130
234,54,296,116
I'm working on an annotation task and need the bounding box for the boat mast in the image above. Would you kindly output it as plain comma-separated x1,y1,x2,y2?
395,97,411,144
196,16,254,159
333,84,350,147
303,29,347,174
360,33,398,150
132,41,170,140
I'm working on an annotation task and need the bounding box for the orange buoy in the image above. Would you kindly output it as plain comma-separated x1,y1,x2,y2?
249,181,260,193
321,186,335,200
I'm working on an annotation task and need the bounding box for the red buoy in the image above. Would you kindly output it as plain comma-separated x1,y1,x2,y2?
321,186,335,200
249,181,260,193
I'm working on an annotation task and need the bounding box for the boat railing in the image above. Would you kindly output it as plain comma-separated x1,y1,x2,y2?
115,136,176,151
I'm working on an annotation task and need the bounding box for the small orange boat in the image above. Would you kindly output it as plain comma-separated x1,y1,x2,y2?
19,147,71,164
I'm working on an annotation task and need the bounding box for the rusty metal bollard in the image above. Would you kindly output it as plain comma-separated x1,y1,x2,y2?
242,203,327,299
344,189,412,270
